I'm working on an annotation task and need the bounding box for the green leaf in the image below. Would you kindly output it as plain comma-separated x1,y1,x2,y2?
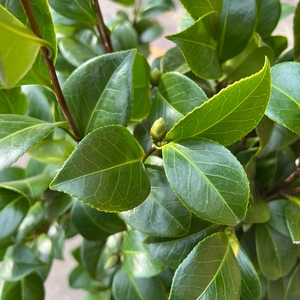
111,0,135,6
150,72,208,132
244,197,270,223
264,35,288,62
266,63,300,133
112,266,167,300
169,232,241,300
121,158,191,237
131,53,151,121
112,20,139,50
256,0,281,38
143,219,220,269
267,278,285,300
256,223,297,280
285,264,300,300
81,291,111,300
267,199,289,236
0,238,13,261
0,114,65,171
0,88,28,114
179,0,222,20
135,18,163,43
167,12,222,79
139,0,174,17
0,167,25,183
0,272,44,300
49,0,97,25
0,243,44,281
51,125,150,212
63,50,136,137
123,231,165,278
281,3,295,20
166,58,271,146
0,189,30,240
285,197,300,244
163,138,249,225
160,47,190,74
71,200,126,240
294,1,300,61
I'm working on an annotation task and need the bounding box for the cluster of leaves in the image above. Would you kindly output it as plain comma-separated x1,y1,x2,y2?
0,0,300,299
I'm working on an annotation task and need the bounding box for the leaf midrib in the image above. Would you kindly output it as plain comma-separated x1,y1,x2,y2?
272,85,300,109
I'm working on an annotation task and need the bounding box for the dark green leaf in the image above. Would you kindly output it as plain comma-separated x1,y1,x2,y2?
121,158,191,237
0,88,27,114
256,223,297,280
163,138,249,225
0,272,44,300
71,200,126,240
0,244,44,281
267,199,289,236
264,35,288,62
294,1,300,61
0,189,30,240
0,114,65,171
135,18,163,43
112,20,139,50
285,264,300,300
285,197,300,244
244,197,270,223
0,238,13,261
169,232,241,299
112,266,167,300
150,72,208,132
266,62,300,133
63,50,136,137
167,12,222,79
123,231,165,277
267,278,285,300
0,167,25,182
139,0,174,17
166,59,271,145
160,47,189,74
51,125,150,212
256,0,281,38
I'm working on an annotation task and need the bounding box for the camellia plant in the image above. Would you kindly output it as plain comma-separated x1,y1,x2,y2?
0,0,300,299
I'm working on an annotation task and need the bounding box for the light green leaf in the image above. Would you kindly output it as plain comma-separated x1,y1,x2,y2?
139,0,174,17
0,244,44,281
256,223,297,280
281,3,295,20
121,158,191,237
63,50,136,137
285,197,300,244
167,12,222,79
51,125,150,212
163,138,249,225
71,200,126,240
123,231,165,278
112,266,167,300
244,197,270,223
294,1,300,61
0,189,30,240
111,0,135,6
0,88,28,114
266,62,300,133
285,264,300,300
150,72,208,132
0,114,65,171
131,53,151,121
161,47,190,74
169,232,241,300
166,58,271,146
0,272,44,300
256,0,281,38
112,20,139,50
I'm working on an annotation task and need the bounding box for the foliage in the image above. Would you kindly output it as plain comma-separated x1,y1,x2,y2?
0,0,300,299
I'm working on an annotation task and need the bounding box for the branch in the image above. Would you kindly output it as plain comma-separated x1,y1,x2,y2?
94,0,113,53
142,146,156,162
20,0,82,141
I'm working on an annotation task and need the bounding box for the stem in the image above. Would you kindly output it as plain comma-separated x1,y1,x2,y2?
142,146,156,162
133,0,142,25
19,0,82,141
94,0,113,53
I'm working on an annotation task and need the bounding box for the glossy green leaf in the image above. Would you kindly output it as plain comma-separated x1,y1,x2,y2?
121,158,191,237
163,138,249,225
0,272,44,300
0,167,25,183
244,197,270,223
112,266,167,300
0,189,30,240
139,0,174,17
49,0,96,25
294,1,300,61
166,59,271,145
179,0,222,20
285,264,300,300
131,53,151,121
169,232,241,300
167,12,222,79
123,231,165,278
256,0,281,38
112,0,135,6
0,114,65,171
51,125,150,212
48,224,65,259
143,219,220,269
135,18,163,43
264,35,288,62
72,200,126,240
63,50,136,137
0,238,13,261
256,223,297,280
267,199,289,236
267,63,300,133
150,72,208,132
285,198,300,244
0,243,44,281
112,20,139,50
161,47,189,74
0,88,27,114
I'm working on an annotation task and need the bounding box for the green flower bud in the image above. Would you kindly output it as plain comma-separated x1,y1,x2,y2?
104,253,120,270
150,68,161,86
150,118,167,142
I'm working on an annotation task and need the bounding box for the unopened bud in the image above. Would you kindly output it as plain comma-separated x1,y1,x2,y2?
104,253,120,270
150,118,167,142
150,68,161,86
